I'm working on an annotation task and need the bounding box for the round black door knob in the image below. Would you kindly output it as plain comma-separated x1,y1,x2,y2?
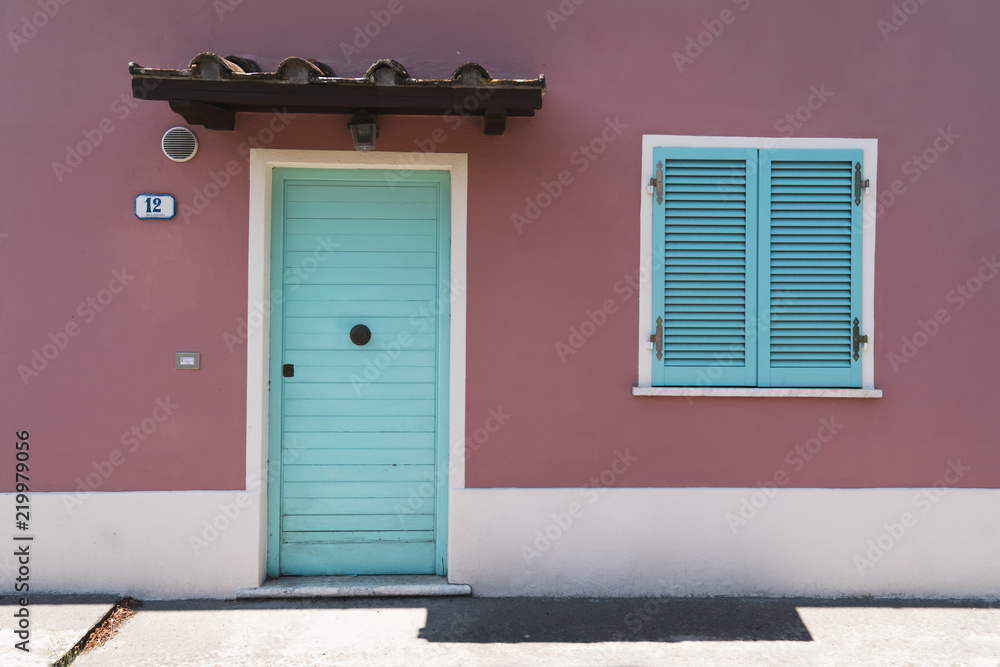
350,324,372,346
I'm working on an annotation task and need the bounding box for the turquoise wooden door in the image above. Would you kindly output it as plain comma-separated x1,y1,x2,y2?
267,168,450,576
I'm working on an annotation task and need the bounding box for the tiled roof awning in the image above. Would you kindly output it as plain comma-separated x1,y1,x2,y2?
129,53,546,135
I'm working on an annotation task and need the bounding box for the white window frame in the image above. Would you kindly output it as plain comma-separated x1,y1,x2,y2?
634,135,881,398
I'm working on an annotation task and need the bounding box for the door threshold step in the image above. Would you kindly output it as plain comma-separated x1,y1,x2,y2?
236,575,472,599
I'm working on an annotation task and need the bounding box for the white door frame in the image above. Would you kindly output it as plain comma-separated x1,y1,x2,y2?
244,149,468,583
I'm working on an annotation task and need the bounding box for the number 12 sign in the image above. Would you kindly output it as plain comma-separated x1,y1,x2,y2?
134,194,176,220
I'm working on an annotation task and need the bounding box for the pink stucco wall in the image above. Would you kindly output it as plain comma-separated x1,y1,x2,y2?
2,0,998,492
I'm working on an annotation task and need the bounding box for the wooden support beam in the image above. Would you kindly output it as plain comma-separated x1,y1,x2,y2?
483,108,508,135
168,100,237,131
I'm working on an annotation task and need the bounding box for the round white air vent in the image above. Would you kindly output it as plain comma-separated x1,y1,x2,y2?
161,126,198,162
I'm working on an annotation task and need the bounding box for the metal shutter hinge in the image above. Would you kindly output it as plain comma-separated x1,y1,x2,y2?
852,318,868,361
649,316,663,360
854,163,869,205
648,161,663,204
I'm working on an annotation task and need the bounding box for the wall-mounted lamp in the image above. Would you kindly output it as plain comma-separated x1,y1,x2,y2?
348,110,378,151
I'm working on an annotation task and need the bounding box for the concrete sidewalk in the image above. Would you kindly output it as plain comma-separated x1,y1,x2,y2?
4,595,1000,666
0,594,118,665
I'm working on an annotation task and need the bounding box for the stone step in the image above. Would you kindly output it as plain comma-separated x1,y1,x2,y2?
236,575,472,599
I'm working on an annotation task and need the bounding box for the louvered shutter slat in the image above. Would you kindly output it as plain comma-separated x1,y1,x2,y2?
757,149,863,387
653,147,757,387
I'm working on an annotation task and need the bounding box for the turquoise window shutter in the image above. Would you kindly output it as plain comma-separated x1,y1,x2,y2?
652,147,758,387
756,149,863,388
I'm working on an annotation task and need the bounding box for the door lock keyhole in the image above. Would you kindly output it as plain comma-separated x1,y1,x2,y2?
350,324,372,346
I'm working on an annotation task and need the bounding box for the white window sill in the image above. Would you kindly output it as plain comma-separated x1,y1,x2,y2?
632,386,883,399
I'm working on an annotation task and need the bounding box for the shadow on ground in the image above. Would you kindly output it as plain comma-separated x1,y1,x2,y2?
415,597,812,643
